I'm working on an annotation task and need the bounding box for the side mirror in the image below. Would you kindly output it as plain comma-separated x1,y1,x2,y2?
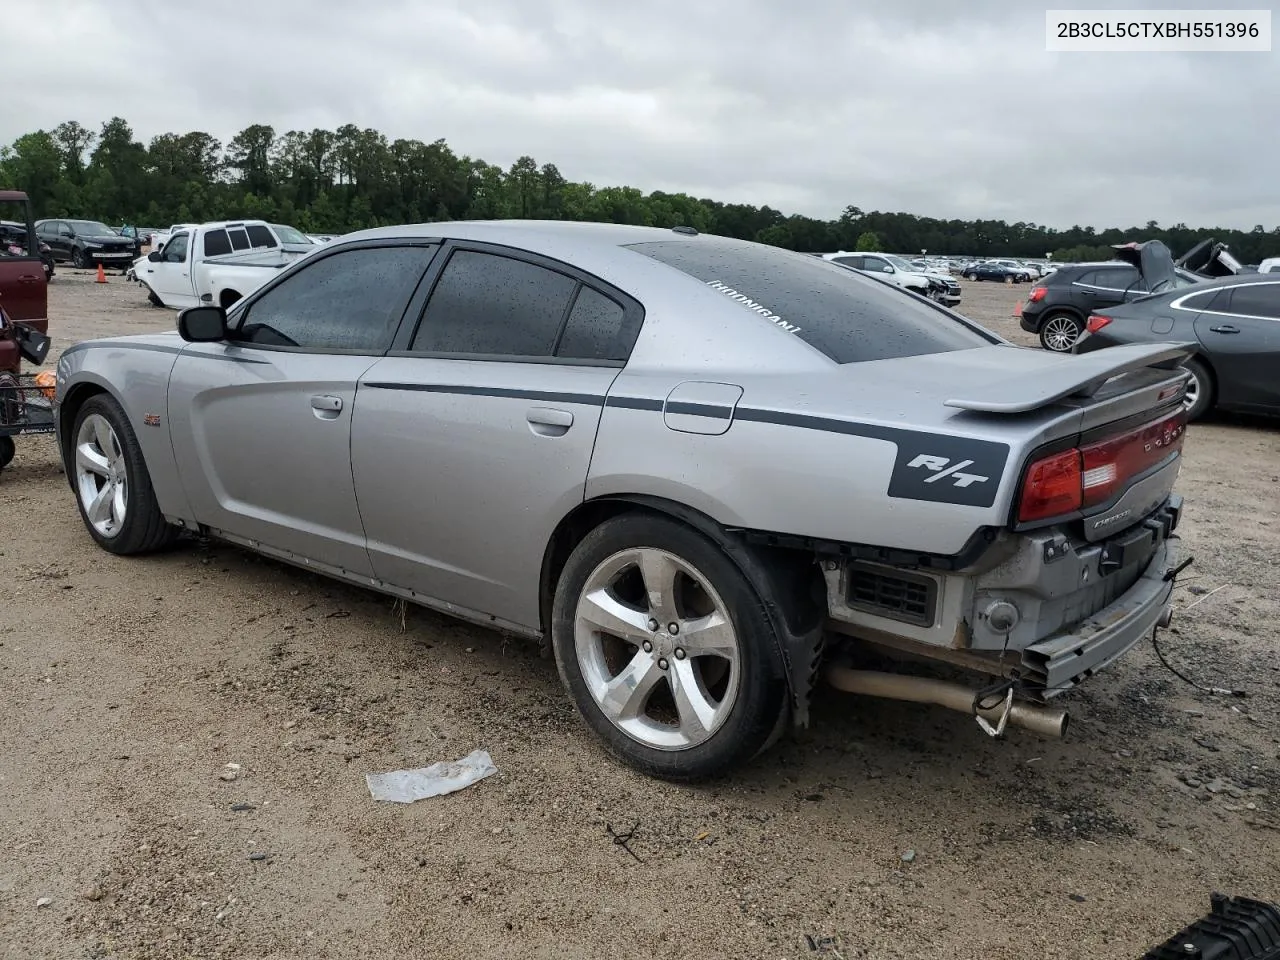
147,251,161,262
883,265,895,273
178,306,228,342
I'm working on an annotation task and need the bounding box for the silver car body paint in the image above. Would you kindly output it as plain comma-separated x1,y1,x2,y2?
54,220,1190,676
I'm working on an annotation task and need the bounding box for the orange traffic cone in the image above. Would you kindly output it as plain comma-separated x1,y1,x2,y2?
95,263,107,284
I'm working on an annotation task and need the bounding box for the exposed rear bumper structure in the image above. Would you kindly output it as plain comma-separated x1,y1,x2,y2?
1020,534,1176,699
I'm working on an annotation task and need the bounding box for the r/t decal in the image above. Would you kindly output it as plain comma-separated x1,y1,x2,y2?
907,454,990,488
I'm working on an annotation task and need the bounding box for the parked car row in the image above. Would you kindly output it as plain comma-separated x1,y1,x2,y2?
820,251,962,305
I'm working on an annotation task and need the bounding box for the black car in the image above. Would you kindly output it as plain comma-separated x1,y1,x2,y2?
34,219,137,270
1017,259,1203,352
0,221,54,280
1074,272,1280,420
962,262,1027,283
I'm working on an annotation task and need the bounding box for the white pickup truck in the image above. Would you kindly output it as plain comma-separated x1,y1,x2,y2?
133,220,316,309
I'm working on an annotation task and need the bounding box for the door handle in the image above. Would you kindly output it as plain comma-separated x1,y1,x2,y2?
311,395,343,419
18,274,40,283
526,407,573,436
1209,325,1239,334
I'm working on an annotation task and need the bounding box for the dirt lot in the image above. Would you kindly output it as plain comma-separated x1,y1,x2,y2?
2,271,1278,960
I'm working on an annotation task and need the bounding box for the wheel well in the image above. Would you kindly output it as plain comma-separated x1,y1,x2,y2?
1038,306,1084,330
57,383,108,466
219,289,242,308
1186,352,1218,398
538,494,826,665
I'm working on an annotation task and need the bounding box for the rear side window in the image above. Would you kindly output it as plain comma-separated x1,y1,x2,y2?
1093,267,1139,290
203,229,232,257
1222,282,1280,319
246,225,277,248
228,229,250,251
627,237,994,364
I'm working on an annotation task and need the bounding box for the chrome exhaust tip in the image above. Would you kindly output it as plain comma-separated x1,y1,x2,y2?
825,665,1069,739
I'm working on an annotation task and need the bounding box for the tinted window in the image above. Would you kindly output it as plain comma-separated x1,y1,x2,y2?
862,256,893,273
246,225,277,248
235,245,434,351
1222,282,1280,319
411,250,577,357
163,233,189,263
1093,267,1139,290
1178,288,1227,312
203,229,233,257
627,237,994,364
831,256,862,268
556,286,638,361
228,229,250,251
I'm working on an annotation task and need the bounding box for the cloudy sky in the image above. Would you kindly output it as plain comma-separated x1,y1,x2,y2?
6,0,1277,230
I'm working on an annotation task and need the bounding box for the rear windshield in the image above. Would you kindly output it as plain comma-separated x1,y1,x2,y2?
626,237,996,364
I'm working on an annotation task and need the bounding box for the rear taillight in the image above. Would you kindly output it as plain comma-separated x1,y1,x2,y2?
1086,314,1112,333
1017,407,1187,524
1028,286,1047,303
1018,449,1083,522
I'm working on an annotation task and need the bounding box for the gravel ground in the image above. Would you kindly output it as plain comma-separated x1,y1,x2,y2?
2,270,1278,960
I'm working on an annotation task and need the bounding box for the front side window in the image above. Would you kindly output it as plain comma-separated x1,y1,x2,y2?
234,245,435,351
627,237,995,364
163,233,189,263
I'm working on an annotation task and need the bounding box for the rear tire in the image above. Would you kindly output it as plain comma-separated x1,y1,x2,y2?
551,513,788,782
965,272,977,281
0,436,14,469
1039,312,1083,352
1181,357,1214,421
71,394,178,554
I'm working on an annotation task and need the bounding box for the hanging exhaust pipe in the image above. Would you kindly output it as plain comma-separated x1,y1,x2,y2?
825,665,1069,739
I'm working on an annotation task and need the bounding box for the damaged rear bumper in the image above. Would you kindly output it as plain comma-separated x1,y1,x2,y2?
1020,534,1177,699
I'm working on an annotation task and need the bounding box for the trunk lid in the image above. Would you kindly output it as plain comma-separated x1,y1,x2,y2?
1112,239,1176,294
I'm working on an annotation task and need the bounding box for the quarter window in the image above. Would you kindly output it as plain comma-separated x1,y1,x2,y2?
411,250,578,357
234,245,435,351
245,224,277,248
1178,288,1228,312
556,286,637,362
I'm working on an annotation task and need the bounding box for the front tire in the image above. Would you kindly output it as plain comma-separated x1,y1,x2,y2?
551,513,788,782
1181,357,1214,421
0,436,14,469
965,272,978,281
72,247,89,270
71,394,178,554
1039,312,1083,352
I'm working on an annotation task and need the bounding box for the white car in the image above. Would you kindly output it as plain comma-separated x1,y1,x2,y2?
1257,257,1280,274
822,252,960,304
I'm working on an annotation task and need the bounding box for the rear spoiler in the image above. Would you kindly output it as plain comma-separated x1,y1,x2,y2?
944,343,1196,413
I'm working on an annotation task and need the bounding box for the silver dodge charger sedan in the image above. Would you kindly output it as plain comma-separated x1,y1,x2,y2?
54,220,1192,781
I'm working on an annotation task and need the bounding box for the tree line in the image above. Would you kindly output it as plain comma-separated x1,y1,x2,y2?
2,117,1277,264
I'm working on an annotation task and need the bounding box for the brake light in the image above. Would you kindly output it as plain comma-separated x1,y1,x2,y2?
1017,407,1187,524
1079,408,1186,508
1028,286,1047,303
1018,449,1082,522
1086,314,1112,333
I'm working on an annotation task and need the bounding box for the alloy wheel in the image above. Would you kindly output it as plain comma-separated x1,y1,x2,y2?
574,547,742,751
1042,315,1081,352
74,413,128,537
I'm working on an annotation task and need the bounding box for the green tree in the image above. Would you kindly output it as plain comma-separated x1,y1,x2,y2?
854,230,883,251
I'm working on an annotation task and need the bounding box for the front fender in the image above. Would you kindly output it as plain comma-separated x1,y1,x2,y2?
56,342,194,524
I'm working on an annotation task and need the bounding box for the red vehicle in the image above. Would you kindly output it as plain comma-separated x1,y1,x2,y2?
0,189,52,470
